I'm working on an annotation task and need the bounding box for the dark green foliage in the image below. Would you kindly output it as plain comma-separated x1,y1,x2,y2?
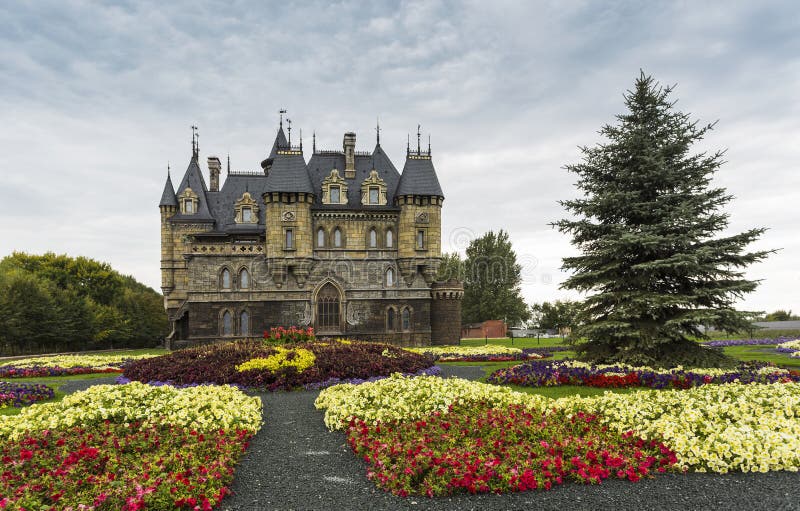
436,252,465,282
530,300,580,337
762,310,799,321
0,252,169,355
461,230,530,326
554,73,770,368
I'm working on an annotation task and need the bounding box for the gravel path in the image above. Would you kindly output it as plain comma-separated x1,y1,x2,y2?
57,371,800,510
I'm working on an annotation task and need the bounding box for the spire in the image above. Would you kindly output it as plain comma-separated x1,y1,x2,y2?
159,163,178,207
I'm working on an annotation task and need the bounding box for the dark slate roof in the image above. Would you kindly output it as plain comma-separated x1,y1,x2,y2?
396,154,444,197
264,151,314,193
307,143,401,210
207,174,270,232
170,156,216,222
159,172,177,207
268,127,288,160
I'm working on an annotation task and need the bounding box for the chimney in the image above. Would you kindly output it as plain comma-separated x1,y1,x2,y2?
208,156,221,192
343,132,356,178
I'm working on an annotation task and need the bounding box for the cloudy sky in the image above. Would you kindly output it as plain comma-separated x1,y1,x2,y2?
1,0,798,313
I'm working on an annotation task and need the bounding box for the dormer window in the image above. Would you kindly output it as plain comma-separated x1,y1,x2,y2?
322,169,348,205
234,192,259,224
178,187,199,215
361,170,387,206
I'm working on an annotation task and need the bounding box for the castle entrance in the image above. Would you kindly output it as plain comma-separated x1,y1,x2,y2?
315,283,342,335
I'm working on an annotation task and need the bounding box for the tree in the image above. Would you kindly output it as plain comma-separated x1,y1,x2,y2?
461,230,530,326
554,72,770,368
436,252,465,282
763,310,799,322
530,300,580,337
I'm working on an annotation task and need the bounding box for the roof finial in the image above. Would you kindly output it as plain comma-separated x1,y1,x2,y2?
417,124,421,154
312,130,316,154
376,118,381,146
428,134,431,155
227,153,230,174
299,128,303,151
286,118,292,146
191,125,198,159
279,109,286,129
167,161,170,176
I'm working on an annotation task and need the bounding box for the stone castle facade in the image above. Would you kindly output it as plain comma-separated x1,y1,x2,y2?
159,119,462,348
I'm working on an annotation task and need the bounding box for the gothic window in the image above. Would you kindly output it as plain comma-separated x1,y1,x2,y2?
386,308,396,331
239,268,250,289
386,229,394,248
417,230,425,249
369,228,377,248
222,311,233,336
317,227,326,247
285,229,294,250
333,227,343,248
316,283,341,333
386,267,394,287
221,268,231,290
369,187,379,204
240,310,250,335
401,307,411,331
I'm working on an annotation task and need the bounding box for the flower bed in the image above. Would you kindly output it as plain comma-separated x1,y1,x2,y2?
316,376,800,489
701,337,799,348
776,339,800,356
405,345,552,362
123,340,432,391
348,403,678,496
0,382,261,510
0,382,54,408
486,360,800,389
0,353,160,378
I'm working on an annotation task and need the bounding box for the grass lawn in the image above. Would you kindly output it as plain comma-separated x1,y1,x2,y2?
0,347,168,363
721,345,800,369
459,337,573,349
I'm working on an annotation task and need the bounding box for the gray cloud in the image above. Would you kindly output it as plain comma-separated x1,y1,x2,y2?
1,0,798,313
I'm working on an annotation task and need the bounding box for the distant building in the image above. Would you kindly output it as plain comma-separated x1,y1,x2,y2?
461,320,507,339
158,119,462,347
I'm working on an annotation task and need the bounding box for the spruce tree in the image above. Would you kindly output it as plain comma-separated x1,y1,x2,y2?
555,72,770,368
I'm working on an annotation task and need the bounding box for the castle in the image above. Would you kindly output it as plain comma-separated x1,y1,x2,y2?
158,118,462,348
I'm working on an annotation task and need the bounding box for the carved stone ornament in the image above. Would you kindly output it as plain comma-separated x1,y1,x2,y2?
416,212,429,223
282,210,296,222
346,302,367,326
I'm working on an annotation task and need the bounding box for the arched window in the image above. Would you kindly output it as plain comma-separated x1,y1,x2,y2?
386,267,394,287
221,268,231,290
401,308,411,331
239,268,250,289
387,308,396,331
386,229,393,248
316,283,341,333
334,227,343,248
222,311,233,335
369,228,377,248
240,310,249,335
317,227,325,247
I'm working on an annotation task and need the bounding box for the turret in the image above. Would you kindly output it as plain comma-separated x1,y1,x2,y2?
158,169,178,295
395,127,444,286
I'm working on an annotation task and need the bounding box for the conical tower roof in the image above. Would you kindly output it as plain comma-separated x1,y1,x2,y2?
159,171,177,207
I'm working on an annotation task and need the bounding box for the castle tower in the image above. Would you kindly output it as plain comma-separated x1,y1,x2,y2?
262,126,315,287
158,169,178,297
430,279,464,344
395,128,444,286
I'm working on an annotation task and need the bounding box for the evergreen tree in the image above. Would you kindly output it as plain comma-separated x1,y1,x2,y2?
555,72,770,367
462,230,530,326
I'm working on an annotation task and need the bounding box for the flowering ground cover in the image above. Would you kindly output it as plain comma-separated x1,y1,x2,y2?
702,337,800,348
405,345,552,362
316,375,800,495
0,382,261,510
486,359,800,389
0,353,160,379
775,339,800,357
0,382,55,408
123,340,432,391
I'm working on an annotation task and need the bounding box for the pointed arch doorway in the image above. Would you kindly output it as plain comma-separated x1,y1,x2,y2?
315,282,343,335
